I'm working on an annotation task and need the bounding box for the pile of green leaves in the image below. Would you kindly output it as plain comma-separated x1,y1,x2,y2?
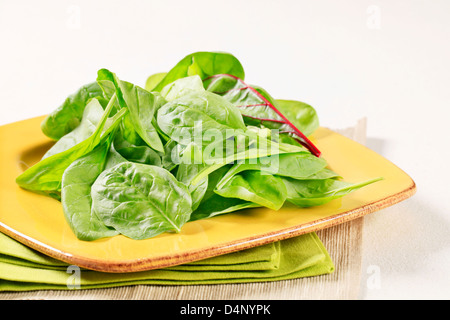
16,52,381,241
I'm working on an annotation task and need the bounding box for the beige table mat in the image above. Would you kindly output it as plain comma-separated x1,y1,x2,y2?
1,119,367,300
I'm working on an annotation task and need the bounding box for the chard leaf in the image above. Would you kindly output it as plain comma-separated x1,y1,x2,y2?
203,74,321,156
275,99,319,138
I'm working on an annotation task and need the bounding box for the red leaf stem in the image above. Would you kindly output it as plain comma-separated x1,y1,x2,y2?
203,74,321,157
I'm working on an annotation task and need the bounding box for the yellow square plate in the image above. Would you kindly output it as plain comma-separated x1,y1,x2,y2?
0,116,416,273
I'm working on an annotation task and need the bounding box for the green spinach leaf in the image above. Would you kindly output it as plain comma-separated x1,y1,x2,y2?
176,163,208,211
97,69,166,152
42,98,105,159
215,152,329,190
190,130,306,185
61,139,119,241
16,95,126,194
151,52,245,92
156,90,246,146
113,132,162,166
215,170,287,211
189,166,259,221
41,82,105,140
282,177,383,207
145,72,168,92
91,162,193,240
160,75,205,101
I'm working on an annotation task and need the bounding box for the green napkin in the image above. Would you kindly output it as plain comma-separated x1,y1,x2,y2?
0,231,334,292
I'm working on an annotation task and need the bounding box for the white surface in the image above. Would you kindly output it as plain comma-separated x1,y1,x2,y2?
1,0,449,299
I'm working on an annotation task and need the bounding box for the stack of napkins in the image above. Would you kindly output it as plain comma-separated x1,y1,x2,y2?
0,231,334,291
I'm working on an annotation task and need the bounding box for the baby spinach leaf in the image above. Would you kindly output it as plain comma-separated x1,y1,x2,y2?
151,52,245,92
42,98,105,159
160,139,179,172
176,163,208,211
156,90,246,146
282,177,383,207
145,72,167,92
16,95,126,194
41,82,105,140
119,113,147,146
113,130,162,166
118,81,165,153
91,162,193,240
191,195,258,221
215,170,287,211
189,166,259,221
101,141,130,172
61,139,119,241
160,75,205,101
190,131,306,185
97,69,165,153
115,144,162,166
215,152,329,189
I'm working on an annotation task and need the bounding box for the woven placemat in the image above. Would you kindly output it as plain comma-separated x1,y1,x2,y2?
0,119,367,300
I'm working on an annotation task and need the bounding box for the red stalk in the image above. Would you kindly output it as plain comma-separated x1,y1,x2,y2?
203,74,321,157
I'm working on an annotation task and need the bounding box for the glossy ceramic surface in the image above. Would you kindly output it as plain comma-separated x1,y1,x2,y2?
0,116,416,272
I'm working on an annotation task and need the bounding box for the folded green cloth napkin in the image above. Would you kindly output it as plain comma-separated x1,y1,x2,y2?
0,231,334,291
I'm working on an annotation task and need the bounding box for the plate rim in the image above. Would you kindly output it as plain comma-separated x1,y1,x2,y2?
0,180,416,272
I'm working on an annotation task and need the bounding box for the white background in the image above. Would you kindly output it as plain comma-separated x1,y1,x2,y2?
1,0,449,299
